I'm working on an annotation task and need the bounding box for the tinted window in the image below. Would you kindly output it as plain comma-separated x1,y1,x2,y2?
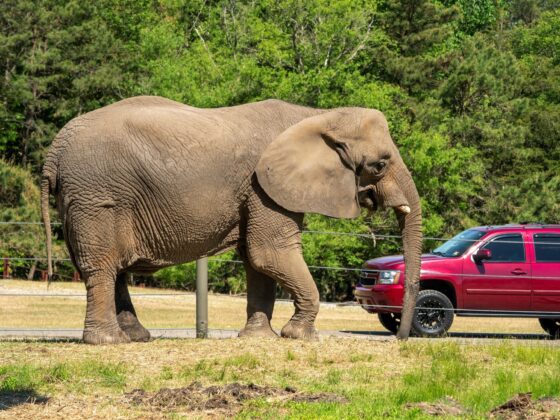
482,234,525,262
534,234,560,262
432,229,486,257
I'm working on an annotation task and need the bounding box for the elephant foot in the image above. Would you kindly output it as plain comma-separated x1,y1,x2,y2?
239,325,278,338
239,313,278,338
280,320,318,340
117,311,151,342
83,325,131,345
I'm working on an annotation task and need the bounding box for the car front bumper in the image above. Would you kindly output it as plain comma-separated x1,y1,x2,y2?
354,284,404,313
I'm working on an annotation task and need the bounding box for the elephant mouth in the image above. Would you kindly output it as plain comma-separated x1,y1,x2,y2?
368,189,379,212
358,185,378,212
358,185,410,214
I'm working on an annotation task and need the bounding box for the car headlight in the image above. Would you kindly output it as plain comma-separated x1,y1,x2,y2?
377,270,401,285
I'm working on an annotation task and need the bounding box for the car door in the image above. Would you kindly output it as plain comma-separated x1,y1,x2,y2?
462,233,532,311
531,232,560,313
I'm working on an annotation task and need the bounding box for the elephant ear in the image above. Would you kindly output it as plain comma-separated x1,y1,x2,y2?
255,112,360,219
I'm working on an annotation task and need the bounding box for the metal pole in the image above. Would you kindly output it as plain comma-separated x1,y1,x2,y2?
196,257,208,338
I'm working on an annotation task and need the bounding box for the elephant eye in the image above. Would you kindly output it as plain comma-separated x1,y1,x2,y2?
368,160,387,176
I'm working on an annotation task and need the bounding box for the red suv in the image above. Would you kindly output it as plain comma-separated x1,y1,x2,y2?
355,223,560,338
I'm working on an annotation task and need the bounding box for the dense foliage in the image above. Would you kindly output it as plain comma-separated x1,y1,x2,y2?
1,0,558,300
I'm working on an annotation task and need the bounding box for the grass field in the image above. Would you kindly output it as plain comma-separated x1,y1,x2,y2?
1,280,559,419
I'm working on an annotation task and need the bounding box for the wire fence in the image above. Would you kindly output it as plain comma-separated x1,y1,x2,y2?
3,220,560,244
2,255,560,280
2,220,560,334
2,221,560,279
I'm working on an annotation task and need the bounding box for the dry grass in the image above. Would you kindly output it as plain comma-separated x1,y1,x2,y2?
1,336,560,419
0,279,545,334
0,337,409,419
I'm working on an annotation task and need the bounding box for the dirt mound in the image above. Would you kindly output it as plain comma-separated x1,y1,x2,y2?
124,382,347,412
490,393,560,419
407,394,560,418
406,397,468,416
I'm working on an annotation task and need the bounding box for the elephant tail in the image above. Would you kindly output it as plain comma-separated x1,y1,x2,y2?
42,147,59,285
41,177,53,283
41,122,74,285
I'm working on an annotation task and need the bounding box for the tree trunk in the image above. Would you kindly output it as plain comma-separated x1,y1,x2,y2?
27,259,37,280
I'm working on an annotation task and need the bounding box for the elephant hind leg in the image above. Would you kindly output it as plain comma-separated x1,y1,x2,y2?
66,205,130,344
82,267,131,345
238,249,278,338
115,273,151,342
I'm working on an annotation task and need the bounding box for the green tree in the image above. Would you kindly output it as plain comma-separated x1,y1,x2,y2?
371,0,459,95
1,0,559,296
0,160,66,278
0,0,137,170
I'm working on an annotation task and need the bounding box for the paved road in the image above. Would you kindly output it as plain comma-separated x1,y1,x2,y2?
0,328,557,345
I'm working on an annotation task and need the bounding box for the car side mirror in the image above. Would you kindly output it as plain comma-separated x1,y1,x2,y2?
474,248,492,263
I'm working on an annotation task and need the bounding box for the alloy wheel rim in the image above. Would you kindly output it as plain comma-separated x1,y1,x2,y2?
415,298,445,331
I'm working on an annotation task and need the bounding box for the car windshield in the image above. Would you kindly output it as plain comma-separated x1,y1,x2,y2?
432,229,486,257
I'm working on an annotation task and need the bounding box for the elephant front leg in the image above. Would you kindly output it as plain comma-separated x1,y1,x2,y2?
238,261,278,338
277,252,320,340
249,249,319,340
83,269,131,345
244,181,319,340
115,273,151,342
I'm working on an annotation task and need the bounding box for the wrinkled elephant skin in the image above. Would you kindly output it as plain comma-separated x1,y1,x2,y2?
41,97,422,344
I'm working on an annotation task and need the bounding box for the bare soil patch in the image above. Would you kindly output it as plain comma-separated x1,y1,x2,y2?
490,393,560,419
406,397,469,416
124,381,347,413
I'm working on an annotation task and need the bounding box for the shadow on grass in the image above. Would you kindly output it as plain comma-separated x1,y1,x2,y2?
447,331,550,340
341,330,552,340
0,390,49,411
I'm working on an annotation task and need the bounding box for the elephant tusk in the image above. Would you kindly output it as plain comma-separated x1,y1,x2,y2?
396,205,411,214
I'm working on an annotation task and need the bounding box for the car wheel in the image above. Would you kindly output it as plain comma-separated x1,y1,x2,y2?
411,290,454,338
378,312,401,334
539,318,560,339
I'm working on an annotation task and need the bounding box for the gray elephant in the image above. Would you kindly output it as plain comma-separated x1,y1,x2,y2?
41,96,422,345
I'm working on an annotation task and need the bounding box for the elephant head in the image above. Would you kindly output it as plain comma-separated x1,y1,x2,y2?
256,108,422,339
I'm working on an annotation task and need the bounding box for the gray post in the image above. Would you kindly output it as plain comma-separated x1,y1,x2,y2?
196,257,208,338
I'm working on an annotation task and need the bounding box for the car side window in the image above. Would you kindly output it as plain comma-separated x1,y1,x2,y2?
481,234,525,262
534,234,560,262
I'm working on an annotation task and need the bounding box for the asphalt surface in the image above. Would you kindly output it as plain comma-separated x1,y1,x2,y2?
0,328,557,345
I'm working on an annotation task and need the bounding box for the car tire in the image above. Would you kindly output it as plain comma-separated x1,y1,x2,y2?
411,289,454,338
539,318,560,339
378,312,401,334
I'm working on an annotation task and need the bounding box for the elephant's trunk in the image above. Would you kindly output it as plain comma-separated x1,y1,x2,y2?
393,168,422,340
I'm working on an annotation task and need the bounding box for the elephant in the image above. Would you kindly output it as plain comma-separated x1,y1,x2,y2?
41,96,422,345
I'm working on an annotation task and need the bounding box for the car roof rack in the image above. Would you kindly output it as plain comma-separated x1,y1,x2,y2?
480,223,560,230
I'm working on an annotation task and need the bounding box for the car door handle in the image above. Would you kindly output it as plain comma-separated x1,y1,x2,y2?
511,269,527,275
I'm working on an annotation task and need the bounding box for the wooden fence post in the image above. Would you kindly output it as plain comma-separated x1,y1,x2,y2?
2,258,9,279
